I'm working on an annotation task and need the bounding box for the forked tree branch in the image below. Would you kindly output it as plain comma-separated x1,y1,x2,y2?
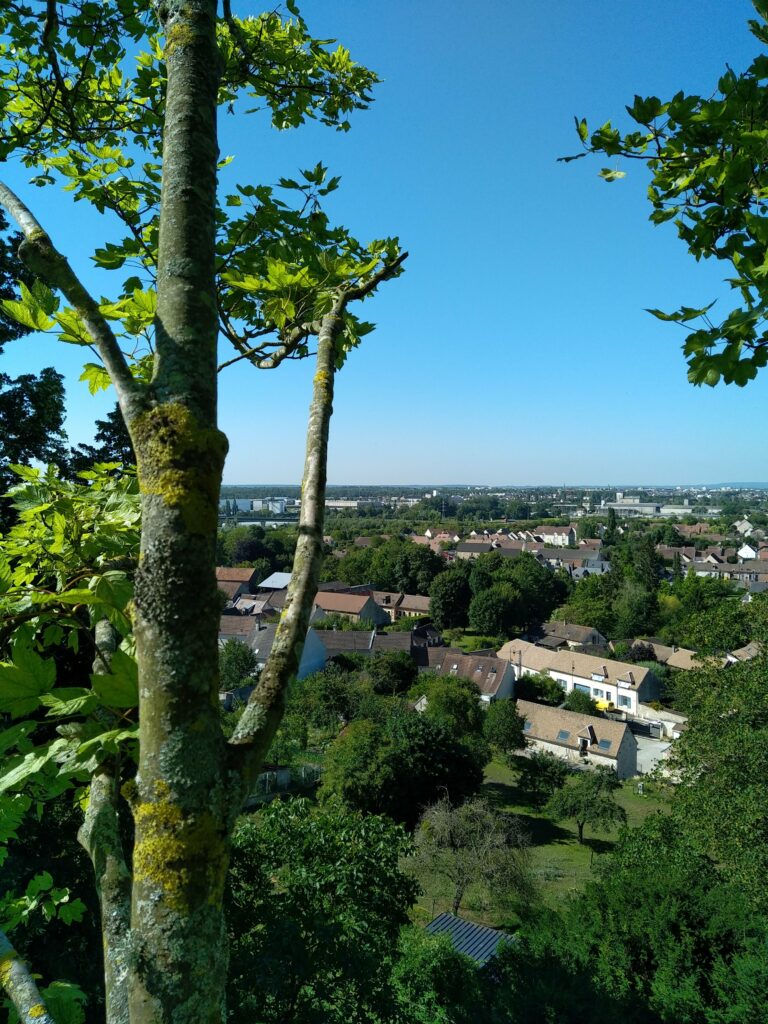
227,251,408,789
0,931,55,1024
0,181,143,421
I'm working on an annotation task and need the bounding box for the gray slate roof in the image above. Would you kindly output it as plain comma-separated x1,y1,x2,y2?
425,913,512,965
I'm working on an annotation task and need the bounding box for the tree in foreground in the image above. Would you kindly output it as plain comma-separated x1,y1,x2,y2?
545,767,626,844
0,4,405,1022
226,799,417,1024
566,1,768,389
412,797,534,917
494,816,768,1023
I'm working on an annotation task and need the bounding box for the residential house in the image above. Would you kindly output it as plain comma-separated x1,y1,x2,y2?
455,541,494,560
633,641,712,672
539,621,608,650
533,524,577,547
738,543,759,561
256,570,293,592
517,699,637,778
424,649,515,703
371,591,403,622
733,519,755,536
498,639,659,715
310,591,390,627
398,593,431,618
216,566,258,605
728,641,762,664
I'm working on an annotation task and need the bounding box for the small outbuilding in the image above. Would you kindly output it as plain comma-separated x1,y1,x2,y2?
425,913,512,966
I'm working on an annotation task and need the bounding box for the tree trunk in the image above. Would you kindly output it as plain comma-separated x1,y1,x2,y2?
127,4,230,1022
577,820,585,844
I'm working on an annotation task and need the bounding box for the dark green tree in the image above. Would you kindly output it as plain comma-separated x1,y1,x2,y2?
412,797,534,916
227,798,418,1024
484,699,526,757
562,688,599,716
429,566,472,630
545,767,626,844
70,404,135,472
517,750,570,807
0,210,68,523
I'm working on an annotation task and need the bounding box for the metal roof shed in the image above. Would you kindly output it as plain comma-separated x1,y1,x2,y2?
425,913,512,966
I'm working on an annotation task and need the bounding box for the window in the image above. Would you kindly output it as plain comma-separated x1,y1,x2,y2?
523,721,532,733
593,688,604,698
618,695,632,709
598,738,612,751
556,729,571,741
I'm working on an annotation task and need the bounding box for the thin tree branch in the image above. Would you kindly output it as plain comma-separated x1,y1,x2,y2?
227,300,343,773
344,250,408,301
77,620,131,1024
0,931,55,1024
0,181,144,422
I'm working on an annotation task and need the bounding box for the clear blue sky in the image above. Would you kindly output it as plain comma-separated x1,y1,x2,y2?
1,0,763,485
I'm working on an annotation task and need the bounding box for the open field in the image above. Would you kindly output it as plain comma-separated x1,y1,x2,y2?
412,757,671,927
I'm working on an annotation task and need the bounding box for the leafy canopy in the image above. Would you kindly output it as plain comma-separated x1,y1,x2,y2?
565,1,768,387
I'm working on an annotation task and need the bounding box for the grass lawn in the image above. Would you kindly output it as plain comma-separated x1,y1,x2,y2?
482,757,670,906
412,757,671,928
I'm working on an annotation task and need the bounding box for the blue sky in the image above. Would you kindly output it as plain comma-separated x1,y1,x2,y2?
1,0,763,485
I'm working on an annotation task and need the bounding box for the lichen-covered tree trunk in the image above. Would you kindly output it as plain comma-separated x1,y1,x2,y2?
127,3,230,1022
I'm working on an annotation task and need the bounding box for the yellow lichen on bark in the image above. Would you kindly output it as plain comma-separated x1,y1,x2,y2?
28,1004,47,1018
132,403,227,533
133,781,227,912
0,950,16,985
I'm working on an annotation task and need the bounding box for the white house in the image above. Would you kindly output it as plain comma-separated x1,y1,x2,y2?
534,524,576,547
517,700,637,778
498,639,659,716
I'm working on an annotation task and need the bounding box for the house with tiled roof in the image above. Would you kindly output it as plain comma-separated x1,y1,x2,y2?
539,621,608,650
498,639,658,715
424,649,514,703
516,699,637,778
216,566,258,604
310,591,390,627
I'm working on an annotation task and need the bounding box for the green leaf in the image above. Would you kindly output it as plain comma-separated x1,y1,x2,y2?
79,362,112,395
91,647,138,708
598,167,626,182
39,688,99,718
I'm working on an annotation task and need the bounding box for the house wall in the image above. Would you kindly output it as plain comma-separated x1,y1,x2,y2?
297,628,330,679
524,737,620,775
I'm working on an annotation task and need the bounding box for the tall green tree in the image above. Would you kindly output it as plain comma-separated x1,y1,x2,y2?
0,4,405,1022
0,210,68,524
70,404,135,473
227,799,417,1024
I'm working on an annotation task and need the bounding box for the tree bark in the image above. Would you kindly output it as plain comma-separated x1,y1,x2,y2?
78,620,131,1024
0,931,55,1024
127,4,230,1023
229,310,340,782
